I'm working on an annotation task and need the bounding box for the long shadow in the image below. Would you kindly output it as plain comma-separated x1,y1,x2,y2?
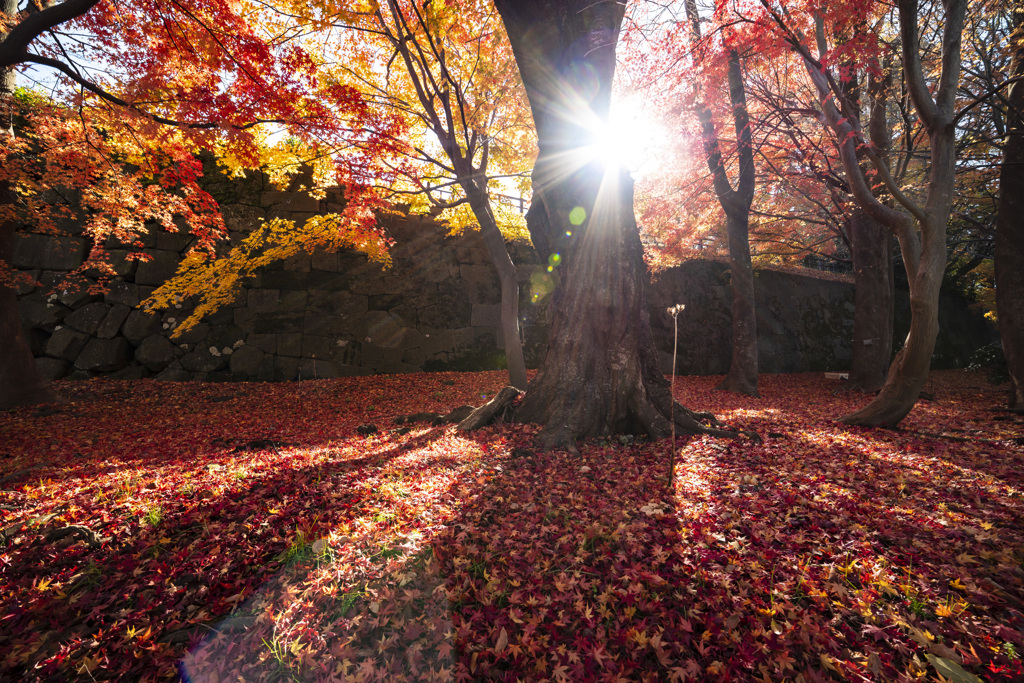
0,372,508,483
0,419,466,681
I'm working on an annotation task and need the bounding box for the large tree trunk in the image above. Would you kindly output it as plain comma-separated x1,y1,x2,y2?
995,6,1024,410
492,0,732,450
847,209,894,392
1,52,60,410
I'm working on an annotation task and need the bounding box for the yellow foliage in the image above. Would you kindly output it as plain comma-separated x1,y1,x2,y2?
144,212,391,337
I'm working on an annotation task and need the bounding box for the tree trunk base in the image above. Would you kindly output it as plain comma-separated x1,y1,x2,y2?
715,373,759,397
457,385,751,451
0,380,61,411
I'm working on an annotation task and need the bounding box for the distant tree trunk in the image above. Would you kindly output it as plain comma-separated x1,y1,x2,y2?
684,0,758,396
492,0,733,450
847,209,893,392
1,56,60,409
709,65,758,397
717,203,758,396
995,5,1024,410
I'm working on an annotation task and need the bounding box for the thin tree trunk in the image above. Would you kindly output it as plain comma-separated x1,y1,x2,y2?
716,207,758,396
684,1,759,396
995,5,1024,410
463,184,528,390
847,209,893,392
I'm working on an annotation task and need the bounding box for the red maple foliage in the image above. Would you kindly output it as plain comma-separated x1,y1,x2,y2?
1,371,1022,681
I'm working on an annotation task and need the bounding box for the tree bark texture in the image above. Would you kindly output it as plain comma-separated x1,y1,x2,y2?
709,50,758,397
769,0,963,425
717,206,758,397
847,210,894,392
995,5,1024,410
493,0,733,449
840,0,964,426
844,63,896,393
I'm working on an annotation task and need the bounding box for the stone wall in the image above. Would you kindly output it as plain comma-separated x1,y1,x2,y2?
649,262,994,375
13,185,993,382
15,201,553,381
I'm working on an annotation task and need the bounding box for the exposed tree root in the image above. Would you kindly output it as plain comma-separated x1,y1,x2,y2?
393,405,476,427
457,387,522,432
715,375,760,397
0,461,52,484
45,525,101,549
988,406,1024,415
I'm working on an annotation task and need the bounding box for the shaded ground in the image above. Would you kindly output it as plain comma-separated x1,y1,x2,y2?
1,370,1022,681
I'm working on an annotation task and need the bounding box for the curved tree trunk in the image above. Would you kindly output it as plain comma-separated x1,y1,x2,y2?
772,0,964,426
839,126,954,425
1,55,60,410
847,209,894,392
995,6,1024,410
839,0,963,426
492,0,734,450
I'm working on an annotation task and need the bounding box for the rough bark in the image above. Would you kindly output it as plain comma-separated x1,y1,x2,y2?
844,60,895,393
492,0,738,450
1,19,61,410
717,206,758,396
847,210,894,392
995,5,1024,410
